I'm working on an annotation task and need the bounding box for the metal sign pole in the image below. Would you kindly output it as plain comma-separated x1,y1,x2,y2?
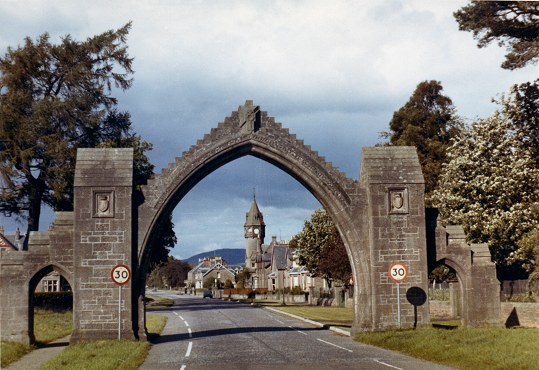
397,282,401,327
118,285,121,340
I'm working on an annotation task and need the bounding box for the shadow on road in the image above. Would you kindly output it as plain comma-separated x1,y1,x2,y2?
152,325,326,344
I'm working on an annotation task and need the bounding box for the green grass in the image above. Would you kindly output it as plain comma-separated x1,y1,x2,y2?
273,305,538,369
34,309,73,344
145,294,174,308
0,341,34,368
39,313,168,370
354,327,539,370
1,309,72,368
272,305,353,329
146,313,167,341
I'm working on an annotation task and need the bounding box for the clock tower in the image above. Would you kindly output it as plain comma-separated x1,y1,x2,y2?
244,195,265,269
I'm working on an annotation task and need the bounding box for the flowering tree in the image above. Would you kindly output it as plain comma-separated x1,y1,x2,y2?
432,87,539,279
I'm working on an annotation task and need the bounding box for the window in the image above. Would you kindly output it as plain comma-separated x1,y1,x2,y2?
43,279,58,292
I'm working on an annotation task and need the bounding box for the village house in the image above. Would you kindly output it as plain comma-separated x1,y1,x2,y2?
185,256,237,289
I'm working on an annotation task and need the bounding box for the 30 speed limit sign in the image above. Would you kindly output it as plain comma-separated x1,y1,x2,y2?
388,262,408,283
111,264,131,285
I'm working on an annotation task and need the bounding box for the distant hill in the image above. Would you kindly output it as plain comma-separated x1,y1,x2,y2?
183,248,245,265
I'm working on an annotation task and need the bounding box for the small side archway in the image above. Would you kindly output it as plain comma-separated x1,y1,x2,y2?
27,263,73,343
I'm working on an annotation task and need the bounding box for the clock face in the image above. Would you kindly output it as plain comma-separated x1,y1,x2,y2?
254,228,259,235
248,227,253,232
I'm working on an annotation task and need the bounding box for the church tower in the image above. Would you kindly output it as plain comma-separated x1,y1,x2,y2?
244,195,265,269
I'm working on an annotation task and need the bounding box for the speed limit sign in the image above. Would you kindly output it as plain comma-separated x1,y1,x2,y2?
111,264,131,285
388,262,408,283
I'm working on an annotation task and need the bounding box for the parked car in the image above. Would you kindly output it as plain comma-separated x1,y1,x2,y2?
203,290,213,298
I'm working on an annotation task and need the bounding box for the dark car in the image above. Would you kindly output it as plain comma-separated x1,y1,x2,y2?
203,290,213,298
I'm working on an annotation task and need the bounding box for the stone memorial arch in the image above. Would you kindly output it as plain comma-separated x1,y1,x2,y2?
0,101,500,344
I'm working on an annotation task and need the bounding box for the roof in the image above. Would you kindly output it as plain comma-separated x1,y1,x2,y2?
0,234,17,250
0,228,22,251
202,263,236,278
245,196,265,226
272,246,290,270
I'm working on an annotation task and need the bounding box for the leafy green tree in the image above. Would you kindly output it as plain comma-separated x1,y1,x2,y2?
146,256,191,288
454,1,539,70
203,277,222,289
429,264,457,284
381,80,461,202
146,213,177,268
290,208,351,287
507,79,539,167
0,23,139,242
516,228,539,291
235,268,251,289
224,279,234,289
432,89,539,279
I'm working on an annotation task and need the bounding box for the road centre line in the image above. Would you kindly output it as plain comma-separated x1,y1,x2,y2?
188,328,192,338
183,320,190,327
180,365,186,370
373,359,404,370
316,338,353,353
178,315,185,320
185,341,193,357
173,312,179,316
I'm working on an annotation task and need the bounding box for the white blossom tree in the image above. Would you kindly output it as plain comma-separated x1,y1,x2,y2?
432,92,539,279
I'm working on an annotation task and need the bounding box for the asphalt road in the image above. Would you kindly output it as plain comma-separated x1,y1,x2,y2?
141,291,453,370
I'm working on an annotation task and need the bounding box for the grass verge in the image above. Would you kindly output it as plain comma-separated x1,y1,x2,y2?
354,327,539,370
272,305,538,369
0,341,34,368
39,313,167,370
270,305,353,329
145,294,174,308
1,309,73,368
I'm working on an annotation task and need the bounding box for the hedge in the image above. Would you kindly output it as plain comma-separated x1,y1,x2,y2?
34,292,73,310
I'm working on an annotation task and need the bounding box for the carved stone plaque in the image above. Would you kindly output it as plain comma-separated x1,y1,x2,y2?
93,191,114,218
388,188,408,214
238,100,261,134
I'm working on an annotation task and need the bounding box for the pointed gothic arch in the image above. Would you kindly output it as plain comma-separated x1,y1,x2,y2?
126,101,428,336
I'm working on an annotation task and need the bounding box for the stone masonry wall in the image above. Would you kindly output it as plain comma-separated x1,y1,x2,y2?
502,302,539,328
0,212,74,344
361,147,430,329
71,148,134,342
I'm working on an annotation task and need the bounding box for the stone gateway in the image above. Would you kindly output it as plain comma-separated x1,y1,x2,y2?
0,101,500,344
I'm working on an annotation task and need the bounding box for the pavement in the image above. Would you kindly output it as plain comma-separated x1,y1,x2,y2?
4,335,70,370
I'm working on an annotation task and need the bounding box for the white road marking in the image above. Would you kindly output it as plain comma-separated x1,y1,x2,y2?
178,315,184,320
173,312,179,316
188,328,192,338
316,338,353,353
180,365,186,370
373,359,404,370
184,320,190,327
288,325,308,335
275,319,285,324
185,341,193,357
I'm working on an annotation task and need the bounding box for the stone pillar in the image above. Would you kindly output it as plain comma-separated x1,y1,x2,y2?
71,148,135,342
0,251,29,343
469,243,501,326
360,147,430,330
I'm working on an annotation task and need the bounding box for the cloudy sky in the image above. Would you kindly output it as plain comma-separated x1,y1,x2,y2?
1,0,537,260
